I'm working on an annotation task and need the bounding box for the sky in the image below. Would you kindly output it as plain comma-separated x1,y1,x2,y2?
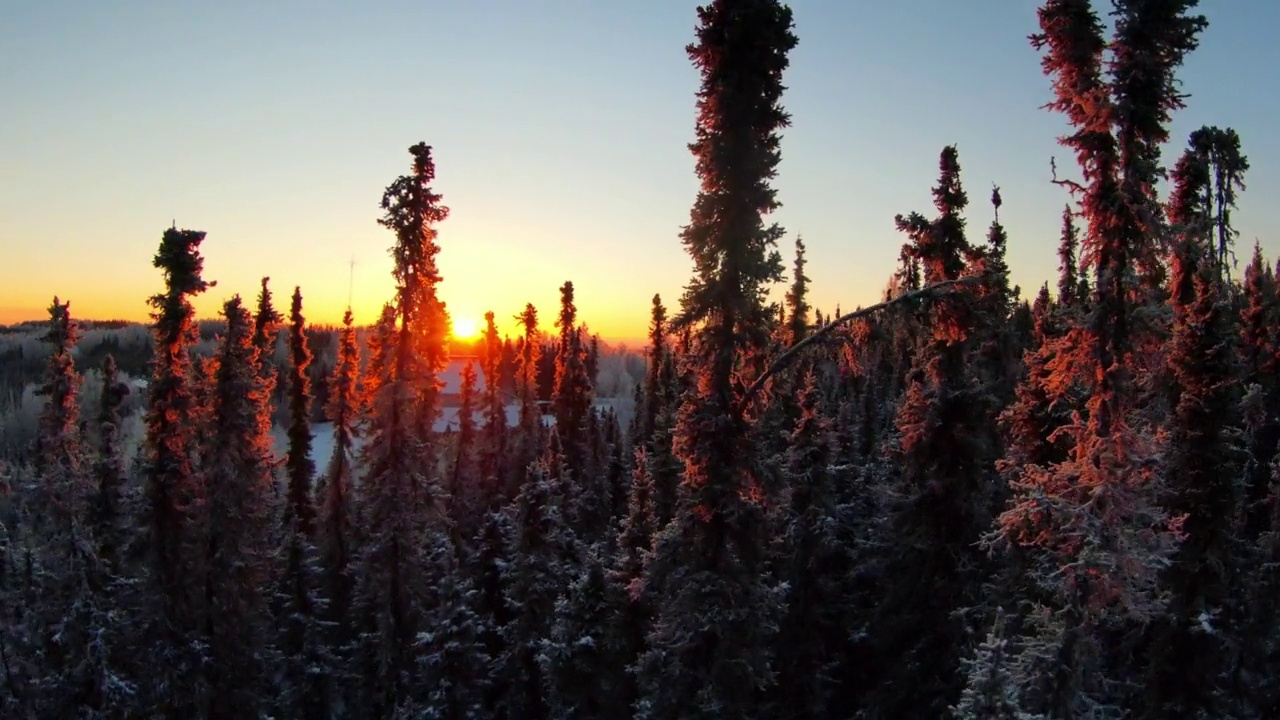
3,0,1279,344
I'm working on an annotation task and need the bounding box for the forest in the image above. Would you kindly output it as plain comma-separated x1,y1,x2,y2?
2,0,1277,718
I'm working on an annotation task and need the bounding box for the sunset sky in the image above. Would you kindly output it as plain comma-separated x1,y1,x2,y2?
3,0,1278,344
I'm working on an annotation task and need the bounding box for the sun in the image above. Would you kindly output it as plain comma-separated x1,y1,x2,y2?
452,316,480,339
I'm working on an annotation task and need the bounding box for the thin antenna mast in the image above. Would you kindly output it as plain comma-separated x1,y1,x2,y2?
347,256,356,310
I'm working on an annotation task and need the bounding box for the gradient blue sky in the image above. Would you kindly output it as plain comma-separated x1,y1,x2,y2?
3,0,1278,342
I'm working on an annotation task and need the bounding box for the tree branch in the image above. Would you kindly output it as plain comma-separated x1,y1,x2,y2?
738,274,988,411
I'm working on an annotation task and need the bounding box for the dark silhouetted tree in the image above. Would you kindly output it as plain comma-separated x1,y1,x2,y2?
637,2,797,717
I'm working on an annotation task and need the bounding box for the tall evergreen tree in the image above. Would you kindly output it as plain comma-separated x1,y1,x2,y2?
870,146,995,716
142,226,211,717
1057,205,1081,307
26,299,133,716
479,311,508,502
354,142,452,715
996,3,1207,714
785,235,811,345
769,371,850,718
278,286,327,720
93,354,129,572
203,295,278,719
552,281,593,477
319,308,361,711
284,287,316,538
497,454,574,720
449,359,480,536
637,2,797,717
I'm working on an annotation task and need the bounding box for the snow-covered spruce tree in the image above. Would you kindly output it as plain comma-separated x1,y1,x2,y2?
497,452,574,720
995,2,1206,715
448,359,480,540
636,1,796,717
142,226,212,717
34,297,82,480
253,277,284,435
93,354,129,572
785,235,810,346
468,509,514,717
24,299,134,716
1057,205,1082,308
542,547,630,720
636,294,669,451
276,286,327,720
1143,175,1245,716
284,287,317,539
414,531,489,720
352,142,452,715
951,611,1038,720
553,281,593,478
866,145,997,716
200,296,279,718
479,311,508,505
768,370,853,718
638,295,681,529
971,186,1017,406
318,307,361,710
361,303,399,423
510,303,544,491
609,445,657,713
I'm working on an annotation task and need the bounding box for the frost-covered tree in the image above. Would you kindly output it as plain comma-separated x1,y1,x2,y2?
415,532,489,720
353,142,452,715
785,235,811,346
871,146,996,716
542,549,630,720
203,295,278,718
497,455,574,720
553,281,593,478
769,371,851,718
319,308,361,711
996,2,1207,715
276,286,327,720
637,2,797,716
92,354,129,572
142,226,212,716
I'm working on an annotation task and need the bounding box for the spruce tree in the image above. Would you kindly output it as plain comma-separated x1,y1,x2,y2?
770,371,851,718
415,532,489,720
552,281,594,478
93,354,129,571
142,226,211,717
479,311,509,504
319,308,361,710
611,446,657,706
785,235,811,345
278,286,327,720
1057,205,1080,307
637,2,796,716
203,295,278,719
284,286,316,538
996,3,1207,714
26,299,133,716
637,294,669,450
542,549,630,720
354,142,452,714
871,146,995,716
34,297,81,479
497,455,573,720
449,359,480,537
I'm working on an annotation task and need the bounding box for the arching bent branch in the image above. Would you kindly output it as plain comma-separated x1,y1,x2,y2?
738,274,989,411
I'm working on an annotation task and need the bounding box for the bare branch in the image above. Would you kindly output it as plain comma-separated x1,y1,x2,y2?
738,274,988,411
1050,156,1087,196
